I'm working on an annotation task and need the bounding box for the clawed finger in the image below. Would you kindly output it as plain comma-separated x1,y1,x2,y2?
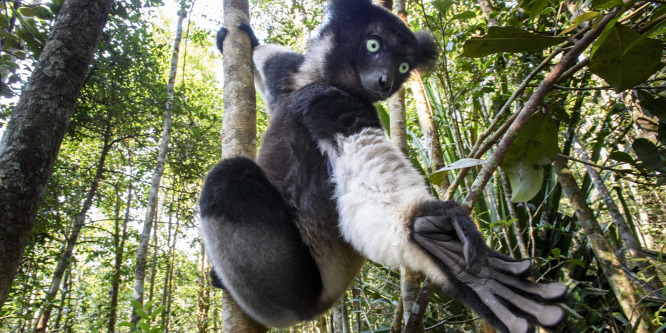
495,271,568,300
413,234,468,276
489,257,532,275
488,280,564,327
472,286,529,333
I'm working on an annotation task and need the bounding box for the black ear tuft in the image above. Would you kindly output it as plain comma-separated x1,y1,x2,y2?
415,31,439,73
327,0,374,23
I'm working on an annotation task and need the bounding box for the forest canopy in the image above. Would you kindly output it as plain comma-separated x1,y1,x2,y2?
0,0,664,332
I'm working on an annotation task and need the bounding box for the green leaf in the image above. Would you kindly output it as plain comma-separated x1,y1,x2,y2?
502,113,558,167
462,26,566,58
609,151,635,165
130,299,143,310
151,305,167,320
551,248,561,257
526,0,549,19
18,7,38,17
632,138,665,171
144,299,156,309
502,162,545,203
138,321,150,332
150,326,166,333
623,19,666,55
451,11,476,20
559,11,600,36
136,308,151,321
432,0,454,16
591,0,625,9
589,16,619,58
375,103,390,137
589,23,663,92
500,112,558,202
117,322,136,329
567,258,586,268
635,90,666,123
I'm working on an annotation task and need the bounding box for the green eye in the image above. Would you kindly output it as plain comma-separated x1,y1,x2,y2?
399,62,410,74
366,38,380,53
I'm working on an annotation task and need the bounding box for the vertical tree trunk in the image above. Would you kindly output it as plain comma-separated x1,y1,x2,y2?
131,5,186,326
197,241,210,333
160,204,174,330
332,296,349,333
0,0,113,310
162,211,180,332
148,215,160,305
34,114,114,332
51,266,71,331
218,0,264,331
220,0,257,159
108,181,133,333
412,76,448,190
572,139,663,291
553,155,655,333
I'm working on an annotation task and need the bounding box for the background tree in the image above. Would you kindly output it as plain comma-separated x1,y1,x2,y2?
216,0,265,331
0,0,113,310
130,1,187,327
0,0,664,332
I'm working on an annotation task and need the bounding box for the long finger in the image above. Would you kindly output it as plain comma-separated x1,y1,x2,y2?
488,280,564,327
471,286,529,333
495,271,568,300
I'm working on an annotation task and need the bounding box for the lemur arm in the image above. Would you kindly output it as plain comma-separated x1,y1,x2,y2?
292,83,566,333
217,25,302,106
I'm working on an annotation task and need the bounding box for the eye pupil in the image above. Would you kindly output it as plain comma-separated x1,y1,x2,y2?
399,62,409,74
366,39,380,52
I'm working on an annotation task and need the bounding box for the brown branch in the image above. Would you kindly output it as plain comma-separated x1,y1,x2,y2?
463,11,620,210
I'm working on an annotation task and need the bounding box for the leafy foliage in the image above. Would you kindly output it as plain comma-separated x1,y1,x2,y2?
1,0,665,332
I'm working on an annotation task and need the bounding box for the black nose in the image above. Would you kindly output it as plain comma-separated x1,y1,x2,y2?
378,75,390,92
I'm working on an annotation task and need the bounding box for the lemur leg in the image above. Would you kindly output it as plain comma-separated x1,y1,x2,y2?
199,157,323,327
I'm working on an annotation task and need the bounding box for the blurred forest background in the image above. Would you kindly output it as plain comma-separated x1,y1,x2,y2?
0,0,664,332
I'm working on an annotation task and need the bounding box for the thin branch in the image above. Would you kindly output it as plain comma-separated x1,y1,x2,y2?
463,10,621,209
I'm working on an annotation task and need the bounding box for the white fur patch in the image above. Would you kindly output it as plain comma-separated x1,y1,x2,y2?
327,129,448,283
252,44,294,106
293,34,333,91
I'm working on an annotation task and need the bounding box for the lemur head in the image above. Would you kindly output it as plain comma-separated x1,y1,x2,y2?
298,0,438,103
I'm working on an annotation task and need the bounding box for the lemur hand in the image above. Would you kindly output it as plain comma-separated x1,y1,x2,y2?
412,200,566,333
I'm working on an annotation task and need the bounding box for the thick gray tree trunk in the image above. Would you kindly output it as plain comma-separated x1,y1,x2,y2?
131,6,186,326
0,0,113,310
217,0,263,331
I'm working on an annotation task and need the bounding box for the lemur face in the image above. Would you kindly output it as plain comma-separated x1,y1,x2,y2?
355,22,417,100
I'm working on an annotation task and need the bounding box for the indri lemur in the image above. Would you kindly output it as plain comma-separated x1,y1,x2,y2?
199,0,566,332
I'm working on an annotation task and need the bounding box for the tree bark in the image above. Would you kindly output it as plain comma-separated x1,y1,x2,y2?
553,155,656,333
332,296,349,333
131,5,186,326
221,0,257,159
572,138,663,290
218,0,264,331
0,0,113,310
34,112,114,332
